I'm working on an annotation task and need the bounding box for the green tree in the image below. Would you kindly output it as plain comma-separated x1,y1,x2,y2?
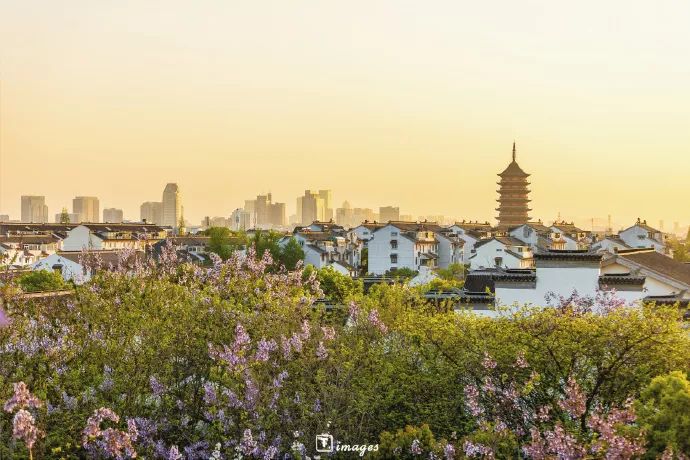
386,267,417,281
278,237,304,270
360,247,368,275
305,265,363,303
436,263,467,282
17,270,68,292
252,229,282,260
59,207,70,224
636,371,690,458
207,227,235,260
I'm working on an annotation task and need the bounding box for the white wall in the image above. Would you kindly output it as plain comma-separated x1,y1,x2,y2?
62,225,103,251
470,240,526,270
495,265,600,307
32,254,89,284
368,225,415,275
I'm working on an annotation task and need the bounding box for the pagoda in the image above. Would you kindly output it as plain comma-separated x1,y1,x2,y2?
496,142,531,228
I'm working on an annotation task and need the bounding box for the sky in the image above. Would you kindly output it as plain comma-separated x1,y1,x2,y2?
0,0,688,230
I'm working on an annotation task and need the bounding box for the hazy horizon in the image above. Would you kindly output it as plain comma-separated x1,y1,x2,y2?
1,1,688,228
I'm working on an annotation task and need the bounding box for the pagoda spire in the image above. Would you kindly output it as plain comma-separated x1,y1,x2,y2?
512,141,516,162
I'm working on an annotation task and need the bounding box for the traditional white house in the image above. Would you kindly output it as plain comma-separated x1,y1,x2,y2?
61,224,167,251
0,234,62,267
469,237,533,270
618,219,671,256
283,228,361,273
601,248,690,300
447,221,494,261
493,251,645,307
367,222,445,275
351,222,386,246
32,250,146,284
509,222,552,250
549,222,590,250
590,235,630,254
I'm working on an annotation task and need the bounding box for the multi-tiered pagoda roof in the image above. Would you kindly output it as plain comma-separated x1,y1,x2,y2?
496,143,531,228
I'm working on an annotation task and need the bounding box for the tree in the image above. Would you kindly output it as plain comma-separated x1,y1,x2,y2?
17,270,67,292
360,247,368,275
436,263,466,282
305,265,363,303
59,207,70,224
386,267,417,281
207,227,235,260
251,229,282,260
636,371,690,457
278,237,304,270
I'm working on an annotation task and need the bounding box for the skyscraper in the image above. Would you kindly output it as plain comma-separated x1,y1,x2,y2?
103,208,124,223
496,143,531,228
299,190,326,225
21,196,48,223
140,201,163,225
162,183,182,230
318,190,333,221
379,206,400,222
73,196,100,222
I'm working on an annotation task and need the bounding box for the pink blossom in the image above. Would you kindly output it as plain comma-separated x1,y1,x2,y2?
321,326,336,340
4,381,42,412
367,309,388,334
559,376,586,418
482,352,497,369
12,409,41,449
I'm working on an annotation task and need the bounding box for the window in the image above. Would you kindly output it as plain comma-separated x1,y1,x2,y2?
52,264,63,275
390,254,398,264
391,231,398,236
390,239,398,249
494,257,503,267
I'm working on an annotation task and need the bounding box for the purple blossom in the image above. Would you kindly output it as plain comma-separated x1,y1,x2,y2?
368,309,388,334
316,341,328,360
4,382,42,412
443,443,456,460
411,439,422,455
12,409,41,449
482,352,497,369
321,326,336,340
149,375,166,397
255,338,278,362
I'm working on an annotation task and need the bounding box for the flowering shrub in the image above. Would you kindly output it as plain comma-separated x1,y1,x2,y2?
0,246,689,458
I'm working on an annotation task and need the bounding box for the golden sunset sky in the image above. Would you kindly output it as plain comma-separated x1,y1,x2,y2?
0,0,688,229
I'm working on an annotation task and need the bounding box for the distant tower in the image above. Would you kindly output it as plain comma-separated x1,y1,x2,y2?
496,142,531,228
162,183,182,231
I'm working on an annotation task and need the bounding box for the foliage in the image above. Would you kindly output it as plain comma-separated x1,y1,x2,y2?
360,247,368,275
385,267,417,281
206,226,240,260
0,250,689,458
435,263,467,282
59,207,70,224
17,270,68,293
304,265,363,303
279,237,304,270
636,371,690,458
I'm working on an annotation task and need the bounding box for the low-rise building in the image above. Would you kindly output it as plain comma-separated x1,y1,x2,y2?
618,219,671,256
367,222,461,275
468,237,533,270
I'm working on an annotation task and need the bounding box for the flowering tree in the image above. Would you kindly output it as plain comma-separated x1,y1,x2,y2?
0,246,688,458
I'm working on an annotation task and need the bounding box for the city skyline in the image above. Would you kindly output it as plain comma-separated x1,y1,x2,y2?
1,1,689,227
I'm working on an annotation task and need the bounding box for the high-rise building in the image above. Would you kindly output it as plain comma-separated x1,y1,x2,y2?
379,206,400,222
73,196,100,222
244,193,286,227
299,190,326,225
318,190,333,221
496,143,531,228
231,208,253,231
103,208,124,223
140,201,163,225
21,196,48,223
162,183,182,230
